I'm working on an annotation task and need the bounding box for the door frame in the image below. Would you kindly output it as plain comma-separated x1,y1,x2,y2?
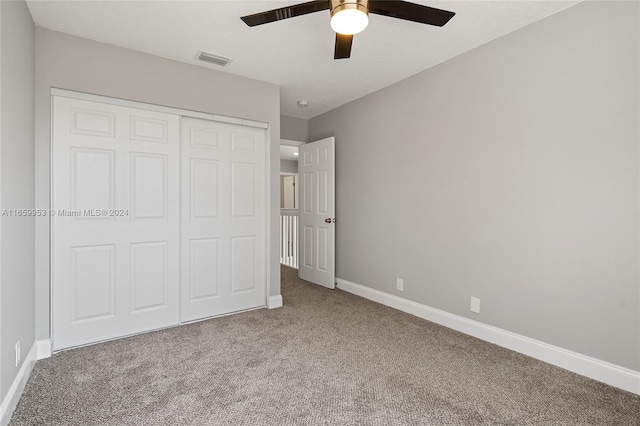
49,88,273,350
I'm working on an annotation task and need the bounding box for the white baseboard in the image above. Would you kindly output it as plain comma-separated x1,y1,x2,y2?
336,278,640,395
267,295,283,309
0,342,37,426
36,339,52,359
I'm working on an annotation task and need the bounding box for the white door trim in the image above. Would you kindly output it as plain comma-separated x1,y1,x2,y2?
50,88,269,129
280,139,305,147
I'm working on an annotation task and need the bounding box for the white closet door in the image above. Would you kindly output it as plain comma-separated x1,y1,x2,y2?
181,117,267,322
52,96,180,350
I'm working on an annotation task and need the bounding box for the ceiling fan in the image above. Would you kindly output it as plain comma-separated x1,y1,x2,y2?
240,0,455,60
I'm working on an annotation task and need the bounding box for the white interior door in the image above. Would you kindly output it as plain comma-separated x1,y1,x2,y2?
283,175,296,209
180,117,267,322
52,96,180,350
298,137,335,289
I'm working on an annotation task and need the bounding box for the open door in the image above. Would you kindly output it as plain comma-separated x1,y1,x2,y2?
298,137,335,289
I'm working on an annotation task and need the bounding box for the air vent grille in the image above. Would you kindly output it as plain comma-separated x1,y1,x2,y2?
197,51,232,67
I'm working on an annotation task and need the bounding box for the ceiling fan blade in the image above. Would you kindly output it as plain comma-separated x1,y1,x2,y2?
368,1,455,27
241,0,331,27
334,33,353,59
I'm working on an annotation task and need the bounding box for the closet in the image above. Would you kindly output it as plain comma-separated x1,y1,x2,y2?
51,92,267,350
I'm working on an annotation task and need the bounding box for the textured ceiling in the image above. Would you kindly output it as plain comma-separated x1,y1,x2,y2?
26,0,581,119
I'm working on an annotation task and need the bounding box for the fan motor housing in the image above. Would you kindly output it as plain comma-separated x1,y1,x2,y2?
330,0,369,16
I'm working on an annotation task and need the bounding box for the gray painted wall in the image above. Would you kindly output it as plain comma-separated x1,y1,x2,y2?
35,28,281,341
309,1,639,370
281,115,308,142
0,0,35,398
280,160,298,174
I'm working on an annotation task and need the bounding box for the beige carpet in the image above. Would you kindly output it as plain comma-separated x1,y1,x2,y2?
10,266,640,425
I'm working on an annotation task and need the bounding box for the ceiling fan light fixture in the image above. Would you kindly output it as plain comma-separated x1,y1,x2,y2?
241,0,455,59
330,0,369,35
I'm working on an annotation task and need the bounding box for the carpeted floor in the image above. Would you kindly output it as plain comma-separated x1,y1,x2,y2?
10,266,640,425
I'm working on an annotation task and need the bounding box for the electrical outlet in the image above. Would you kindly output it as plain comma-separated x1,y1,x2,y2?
470,297,481,314
15,341,21,367
396,278,404,291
